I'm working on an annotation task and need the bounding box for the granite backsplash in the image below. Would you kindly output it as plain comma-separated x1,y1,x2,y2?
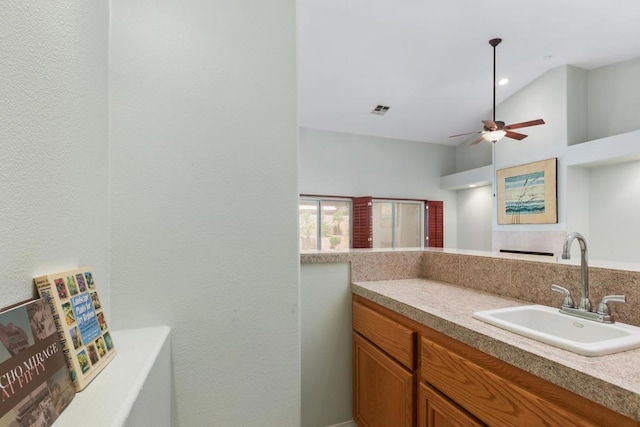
301,249,640,326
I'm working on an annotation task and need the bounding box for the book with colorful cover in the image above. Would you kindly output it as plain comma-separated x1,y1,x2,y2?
0,298,75,426
33,267,116,392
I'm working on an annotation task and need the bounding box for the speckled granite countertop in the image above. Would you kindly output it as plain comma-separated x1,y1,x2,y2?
352,278,640,422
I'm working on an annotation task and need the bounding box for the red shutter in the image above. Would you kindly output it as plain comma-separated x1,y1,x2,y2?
426,200,444,248
352,197,373,248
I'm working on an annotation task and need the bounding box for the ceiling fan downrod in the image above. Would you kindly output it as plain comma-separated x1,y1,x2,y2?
489,38,502,123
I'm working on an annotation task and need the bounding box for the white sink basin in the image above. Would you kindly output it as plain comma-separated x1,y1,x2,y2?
472,305,640,357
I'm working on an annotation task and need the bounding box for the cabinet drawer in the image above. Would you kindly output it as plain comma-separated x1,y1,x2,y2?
353,301,415,370
421,337,614,427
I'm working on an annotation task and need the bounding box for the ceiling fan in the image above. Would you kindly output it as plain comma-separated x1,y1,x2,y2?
450,38,545,145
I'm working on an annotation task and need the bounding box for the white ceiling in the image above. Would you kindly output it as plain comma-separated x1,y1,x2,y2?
297,0,640,146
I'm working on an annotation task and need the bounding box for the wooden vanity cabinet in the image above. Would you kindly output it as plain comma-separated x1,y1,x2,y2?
353,295,639,427
352,299,417,427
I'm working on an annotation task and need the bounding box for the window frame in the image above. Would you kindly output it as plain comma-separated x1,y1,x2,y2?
372,199,425,249
299,195,353,251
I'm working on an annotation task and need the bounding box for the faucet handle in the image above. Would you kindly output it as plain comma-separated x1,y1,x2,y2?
596,295,626,316
551,284,575,308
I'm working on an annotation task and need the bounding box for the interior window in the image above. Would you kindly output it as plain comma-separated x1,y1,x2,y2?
372,200,422,248
299,198,351,250
302,195,441,250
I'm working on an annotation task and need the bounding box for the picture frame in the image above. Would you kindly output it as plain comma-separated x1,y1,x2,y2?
496,158,557,225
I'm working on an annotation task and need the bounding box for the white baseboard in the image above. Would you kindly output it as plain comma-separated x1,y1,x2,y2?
326,421,356,427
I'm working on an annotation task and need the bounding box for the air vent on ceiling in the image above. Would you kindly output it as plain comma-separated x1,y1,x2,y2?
371,105,391,116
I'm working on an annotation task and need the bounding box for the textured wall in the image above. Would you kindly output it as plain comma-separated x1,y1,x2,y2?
301,263,352,427
299,127,458,247
108,1,300,425
0,3,109,309
299,127,457,197
588,57,640,141
456,186,492,251
589,160,640,263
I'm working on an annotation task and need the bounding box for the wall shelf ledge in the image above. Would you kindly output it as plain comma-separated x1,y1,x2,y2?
567,129,640,167
440,164,493,190
55,325,171,427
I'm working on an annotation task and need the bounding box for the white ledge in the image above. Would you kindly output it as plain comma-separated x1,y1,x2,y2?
440,165,492,190
441,129,640,190
55,325,171,427
566,129,640,167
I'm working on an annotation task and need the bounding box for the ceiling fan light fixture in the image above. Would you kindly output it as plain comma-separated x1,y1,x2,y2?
482,130,507,143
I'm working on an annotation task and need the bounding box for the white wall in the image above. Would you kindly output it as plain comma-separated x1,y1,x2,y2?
565,166,591,259
588,57,640,141
456,186,492,251
299,128,458,247
0,3,109,310
567,65,588,146
455,137,492,173
301,263,352,427
109,1,300,426
495,67,568,177
588,160,640,262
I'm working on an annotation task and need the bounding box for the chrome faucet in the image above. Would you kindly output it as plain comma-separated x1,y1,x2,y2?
562,232,590,311
551,232,626,323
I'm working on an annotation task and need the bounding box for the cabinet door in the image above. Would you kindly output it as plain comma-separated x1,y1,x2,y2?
353,333,414,427
419,383,484,427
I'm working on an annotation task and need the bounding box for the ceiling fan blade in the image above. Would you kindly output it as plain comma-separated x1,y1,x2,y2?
482,120,498,130
449,130,480,138
503,119,545,130
470,135,485,145
505,130,528,141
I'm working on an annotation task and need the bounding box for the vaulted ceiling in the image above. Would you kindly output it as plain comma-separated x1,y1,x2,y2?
297,0,640,145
